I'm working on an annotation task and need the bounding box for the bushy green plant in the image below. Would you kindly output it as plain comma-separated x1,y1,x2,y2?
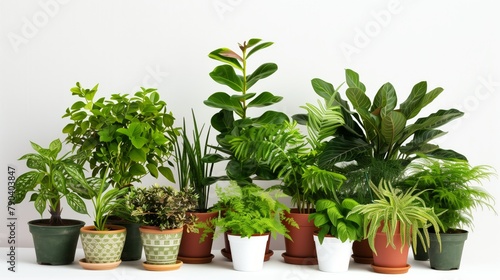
62,83,179,189
308,198,364,244
203,38,289,186
229,79,347,213
174,109,215,212
348,180,443,255
13,139,88,226
124,184,199,231
313,70,466,203
205,181,297,240
402,157,496,232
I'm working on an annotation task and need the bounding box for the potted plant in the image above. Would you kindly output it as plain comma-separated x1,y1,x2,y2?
205,181,296,271
228,80,346,264
348,180,443,274
312,69,466,262
123,184,198,271
308,197,364,272
174,109,218,263
62,83,180,261
78,167,129,270
203,38,289,186
402,157,496,270
13,138,88,265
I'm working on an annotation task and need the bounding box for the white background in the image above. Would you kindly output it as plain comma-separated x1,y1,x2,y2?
1,0,499,264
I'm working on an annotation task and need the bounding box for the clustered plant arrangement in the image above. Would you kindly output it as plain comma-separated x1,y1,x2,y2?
11,37,497,275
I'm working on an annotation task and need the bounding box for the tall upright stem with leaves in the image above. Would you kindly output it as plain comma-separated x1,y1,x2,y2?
203,38,289,186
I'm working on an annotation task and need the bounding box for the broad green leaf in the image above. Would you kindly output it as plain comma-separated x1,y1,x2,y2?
246,38,262,48
209,65,244,92
70,111,88,121
341,198,359,210
202,153,227,163
34,195,46,216
247,92,283,108
373,83,397,116
380,111,406,147
129,163,147,176
246,41,273,59
315,199,337,212
52,169,66,194
346,88,371,111
426,148,467,161
254,111,289,125
345,69,366,92
21,154,45,171
246,63,278,89
400,81,427,119
311,78,336,101
399,109,463,144
204,92,244,114
327,206,343,225
420,87,444,110
129,148,147,162
209,48,242,70
66,192,87,214
146,163,158,178
64,162,88,186
159,166,175,183
13,171,39,203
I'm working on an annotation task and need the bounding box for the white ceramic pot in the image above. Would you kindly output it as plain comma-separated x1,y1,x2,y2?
227,233,269,271
314,235,353,272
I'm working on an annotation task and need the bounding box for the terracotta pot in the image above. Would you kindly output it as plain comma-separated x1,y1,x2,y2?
371,223,411,273
282,209,318,265
352,239,373,264
177,211,218,264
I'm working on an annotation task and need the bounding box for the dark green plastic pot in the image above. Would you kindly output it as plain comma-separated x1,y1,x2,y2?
28,219,85,265
108,219,143,261
429,229,468,270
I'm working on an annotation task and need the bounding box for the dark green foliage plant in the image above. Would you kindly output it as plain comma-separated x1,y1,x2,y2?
13,139,89,226
308,197,364,244
203,38,289,186
204,181,297,240
313,69,466,203
123,184,199,231
402,157,496,232
62,83,179,190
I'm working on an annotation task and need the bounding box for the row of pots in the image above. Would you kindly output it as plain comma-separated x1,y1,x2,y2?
28,211,468,273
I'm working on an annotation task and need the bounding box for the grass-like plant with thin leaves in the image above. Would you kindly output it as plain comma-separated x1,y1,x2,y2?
348,180,443,255
402,157,496,232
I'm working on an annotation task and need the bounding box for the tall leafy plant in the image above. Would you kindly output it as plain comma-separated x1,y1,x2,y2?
203,38,289,186
314,69,466,202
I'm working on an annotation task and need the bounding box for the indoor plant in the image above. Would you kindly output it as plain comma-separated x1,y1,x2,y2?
62,82,180,260
311,69,466,262
402,157,496,270
78,167,129,270
203,38,289,186
348,179,443,274
123,184,198,271
308,197,364,272
228,79,346,264
13,138,88,265
206,181,296,271
174,109,218,263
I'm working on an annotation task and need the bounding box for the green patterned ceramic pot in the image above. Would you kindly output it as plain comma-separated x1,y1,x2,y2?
140,226,183,265
80,225,127,263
